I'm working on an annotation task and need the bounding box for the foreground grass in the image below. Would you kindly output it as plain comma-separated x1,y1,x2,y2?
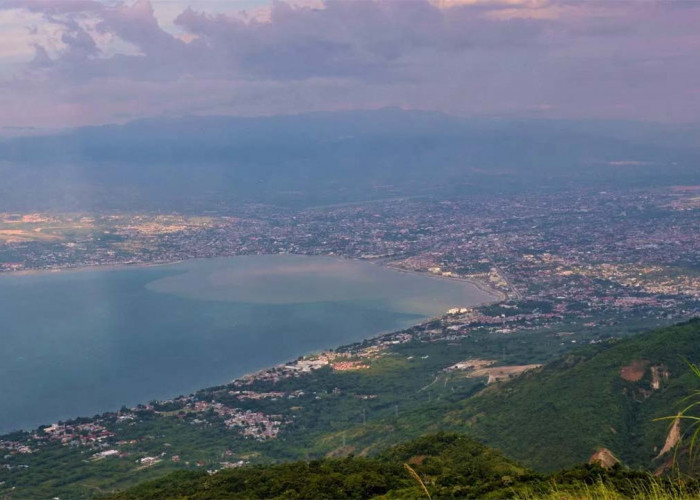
517,480,700,499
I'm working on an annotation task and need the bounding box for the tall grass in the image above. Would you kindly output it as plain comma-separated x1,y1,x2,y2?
515,477,700,499
404,462,432,500
657,361,700,473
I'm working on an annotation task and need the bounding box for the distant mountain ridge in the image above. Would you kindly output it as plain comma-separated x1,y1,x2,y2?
0,109,698,211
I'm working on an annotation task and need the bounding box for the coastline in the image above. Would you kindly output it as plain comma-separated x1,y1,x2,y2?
0,253,506,303
0,259,184,278
0,253,505,436
375,261,507,303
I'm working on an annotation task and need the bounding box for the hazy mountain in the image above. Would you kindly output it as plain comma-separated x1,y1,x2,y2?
0,109,698,211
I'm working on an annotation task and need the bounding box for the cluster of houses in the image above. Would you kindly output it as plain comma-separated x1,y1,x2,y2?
35,422,114,447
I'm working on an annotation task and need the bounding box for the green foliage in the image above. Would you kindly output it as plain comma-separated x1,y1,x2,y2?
110,459,407,500
454,319,700,472
377,433,532,498
3,319,698,498
108,433,700,500
107,432,531,499
657,360,700,476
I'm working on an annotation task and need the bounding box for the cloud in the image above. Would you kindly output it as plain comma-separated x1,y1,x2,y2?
0,0,699,127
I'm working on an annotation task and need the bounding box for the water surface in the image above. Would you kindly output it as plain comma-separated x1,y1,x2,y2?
0,255,495,434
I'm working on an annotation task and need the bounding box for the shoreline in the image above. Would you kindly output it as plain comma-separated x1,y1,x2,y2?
0,253,506,301
0,259,184,278
0,253,505,436
375,261,507,302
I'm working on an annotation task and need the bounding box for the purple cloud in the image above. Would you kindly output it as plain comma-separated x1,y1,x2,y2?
0,0,699,127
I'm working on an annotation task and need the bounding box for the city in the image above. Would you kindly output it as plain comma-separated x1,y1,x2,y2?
2,184,699,495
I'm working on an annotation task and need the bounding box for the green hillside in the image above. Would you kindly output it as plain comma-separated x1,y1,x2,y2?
109,320,700,499
299,319,700,474
452,319,700,472
3,320,699,498
108,433,698,500
107,433,526,499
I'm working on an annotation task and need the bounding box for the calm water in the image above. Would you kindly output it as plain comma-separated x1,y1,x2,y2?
0,255,495,434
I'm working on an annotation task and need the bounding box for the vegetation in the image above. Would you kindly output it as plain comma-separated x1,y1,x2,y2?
449,319,700,472
269,319,700,475
657,360,700,476
108,433,700,499
3,319,700,498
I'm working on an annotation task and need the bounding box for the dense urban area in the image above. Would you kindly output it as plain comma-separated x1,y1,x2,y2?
2,185,699,312
1,185,700,496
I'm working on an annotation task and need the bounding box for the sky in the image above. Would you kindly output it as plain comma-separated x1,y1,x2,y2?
0,0,699,129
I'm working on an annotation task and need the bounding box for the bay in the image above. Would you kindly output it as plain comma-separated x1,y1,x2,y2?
0,254,496,434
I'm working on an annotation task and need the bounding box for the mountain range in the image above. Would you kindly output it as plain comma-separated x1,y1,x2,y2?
1,109,699,211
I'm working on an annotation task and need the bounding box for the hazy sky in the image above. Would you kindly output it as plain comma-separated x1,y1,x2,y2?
0,0,699,128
